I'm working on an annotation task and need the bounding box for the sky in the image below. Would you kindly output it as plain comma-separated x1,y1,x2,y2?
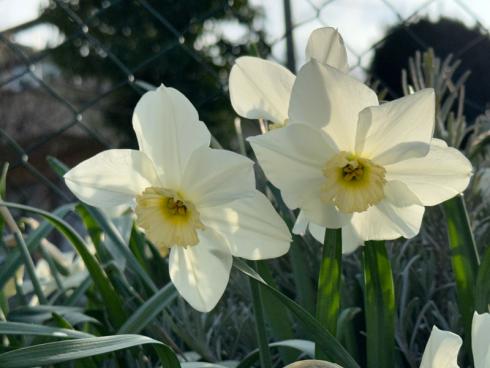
2,0,490,75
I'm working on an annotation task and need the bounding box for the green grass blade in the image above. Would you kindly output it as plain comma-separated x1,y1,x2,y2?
255,261,296,364
0,321,93,339
118,282,177,334
266,185,315,313
362,241,395,368
48,156,158,293
0,335,181,368
442,196,479,353
0,205,73,291
234,259,360,368
316,228,342,359
475,244,490,312
289,236,316,313
249,261,272,368
0,201,128,328
84,206,158,292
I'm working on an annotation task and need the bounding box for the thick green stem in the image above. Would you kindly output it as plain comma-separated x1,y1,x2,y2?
249,261,272,368
362,241,395,368
442,195,479,359
315,228,342,359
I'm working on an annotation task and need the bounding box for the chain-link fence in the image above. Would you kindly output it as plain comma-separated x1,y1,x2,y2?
1,0,489,210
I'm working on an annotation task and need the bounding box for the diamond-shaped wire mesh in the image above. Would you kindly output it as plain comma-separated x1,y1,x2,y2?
1,0,489,209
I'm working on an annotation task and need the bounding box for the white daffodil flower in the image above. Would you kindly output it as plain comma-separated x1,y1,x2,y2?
420,312,490,368
229,27,348,129
64,85,291,312
248,60,472,252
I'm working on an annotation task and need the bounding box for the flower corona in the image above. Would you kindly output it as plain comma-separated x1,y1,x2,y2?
321,152,386,213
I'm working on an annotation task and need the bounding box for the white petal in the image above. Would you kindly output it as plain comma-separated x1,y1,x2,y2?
341,224,364,254
64,149,159,208
472,312,490,368
169,230,232,312
229,56,295,124
355,89,435,164
132,84,211,188
200,191,291,260
420,326,462,368
181,146,255,208
385,141,473,206
308,222,362,254
384,180,422,207
308,222,324,243
248,123,347,227
305,27,349,72
348,200,425,242
288,60,378,151
303,198,351,229
248,123,332,207
292,211,309,235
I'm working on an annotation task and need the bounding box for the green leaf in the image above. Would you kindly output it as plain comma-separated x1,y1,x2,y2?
0,204,73,291
234,259,359,368
362,241,395,368
316,228,342,359
0,201,128,328
255,261,296,363
249,261,272,368
0,334,181,368
8,305,100,326
336,307,362,363
0,162,8,198
237,339,314,368
0,321,93,339
475,244,490,312
442,196,479,354
48,156,158,293
118,282,178,334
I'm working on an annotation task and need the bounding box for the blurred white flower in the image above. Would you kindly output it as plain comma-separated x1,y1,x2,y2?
229,27,348,129
248,59,472,252
64,84,291,312
420,312,490,368
284,360,342,368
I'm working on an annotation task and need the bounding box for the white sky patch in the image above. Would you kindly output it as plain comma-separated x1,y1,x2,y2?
2,0,490,72
251,0,490,79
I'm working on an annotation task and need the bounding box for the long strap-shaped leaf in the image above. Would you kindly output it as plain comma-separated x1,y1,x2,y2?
234,259,360,368
0,204,73,290
118,282,177,334
443,195,479,355
249,261,272,368
0,201,128,328
316,228,342,359
0,321,93,338
362,241,395,368
48,156,159,293
0,334,180,368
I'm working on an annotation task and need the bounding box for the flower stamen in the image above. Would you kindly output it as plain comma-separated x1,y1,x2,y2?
321,151,386,213
135,187,204,253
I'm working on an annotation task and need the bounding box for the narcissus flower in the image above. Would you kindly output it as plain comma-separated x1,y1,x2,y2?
248,60,472,252
229,27,348,129
420,312,490,368
64,85,291,312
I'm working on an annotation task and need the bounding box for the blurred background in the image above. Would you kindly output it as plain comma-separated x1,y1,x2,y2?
1,0,490,209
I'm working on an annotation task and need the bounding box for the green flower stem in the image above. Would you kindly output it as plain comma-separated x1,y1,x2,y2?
442,195,479,357
249,261,272,368
315,228,342,359
362,241,395,368
0,205,47,305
